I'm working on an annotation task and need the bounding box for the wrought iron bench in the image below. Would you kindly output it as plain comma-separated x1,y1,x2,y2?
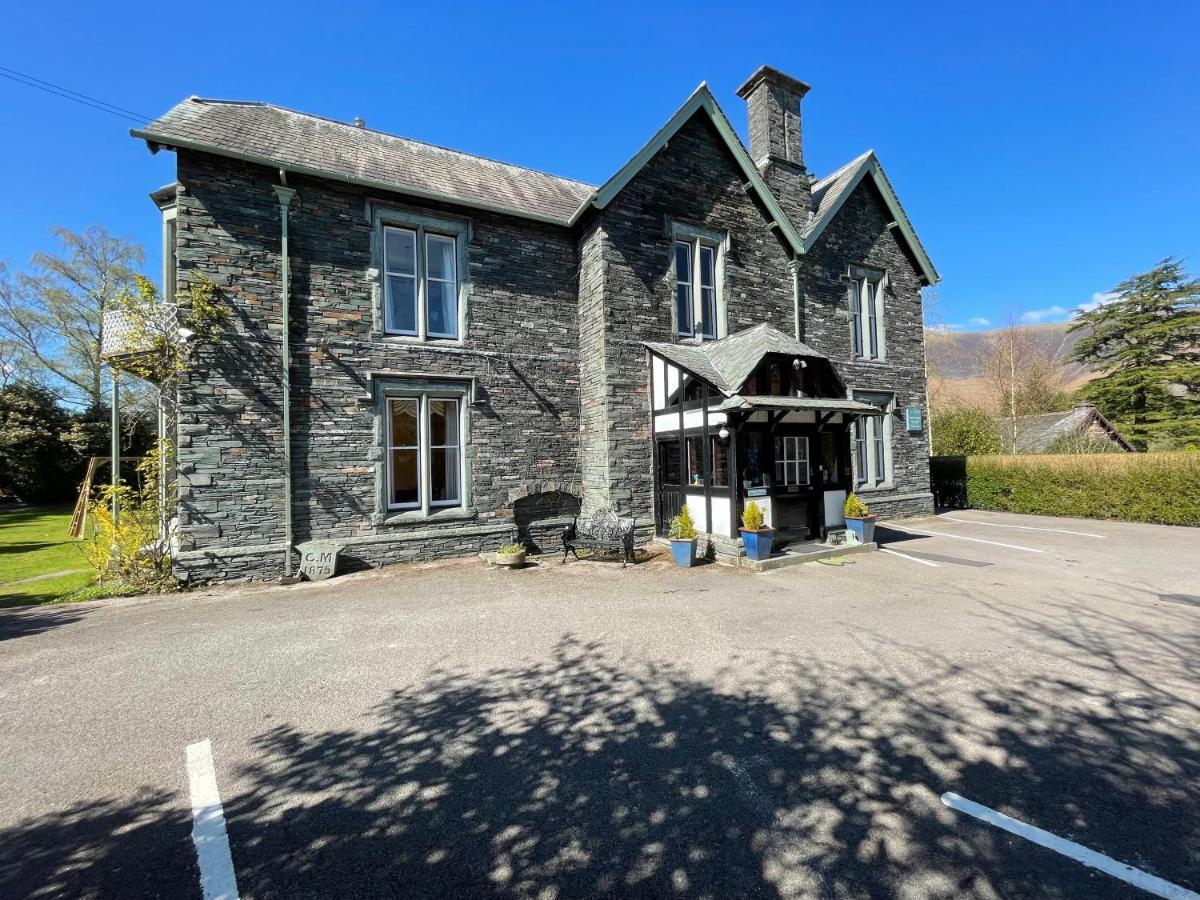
562,509,637,567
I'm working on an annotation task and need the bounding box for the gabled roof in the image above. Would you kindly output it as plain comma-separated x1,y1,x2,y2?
997,406,1135,453
803,150,940,286
132,98,596,225
566,85,806,256
644,323,827,396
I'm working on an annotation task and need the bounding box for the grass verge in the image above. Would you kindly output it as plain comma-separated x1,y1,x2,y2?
0,506,96,608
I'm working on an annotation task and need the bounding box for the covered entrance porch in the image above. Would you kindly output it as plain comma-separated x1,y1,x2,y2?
645,324,881,560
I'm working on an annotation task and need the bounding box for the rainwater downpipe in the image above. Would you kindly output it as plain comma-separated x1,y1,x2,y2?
791,258,805,343
274,174,297,579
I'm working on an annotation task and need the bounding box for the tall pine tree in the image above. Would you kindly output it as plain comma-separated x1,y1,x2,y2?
1069,258,1200,450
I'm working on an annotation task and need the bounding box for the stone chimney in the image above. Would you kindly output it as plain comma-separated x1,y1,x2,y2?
736,65,812,226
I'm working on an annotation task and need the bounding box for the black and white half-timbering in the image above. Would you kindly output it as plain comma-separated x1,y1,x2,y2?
131,65,939,582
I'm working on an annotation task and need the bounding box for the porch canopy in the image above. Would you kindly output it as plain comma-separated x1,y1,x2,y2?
717,395,882,417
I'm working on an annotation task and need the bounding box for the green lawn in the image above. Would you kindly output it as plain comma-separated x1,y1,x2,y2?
0,506,96,608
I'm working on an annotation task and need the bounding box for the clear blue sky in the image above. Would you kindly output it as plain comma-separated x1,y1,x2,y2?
1,1,1196,332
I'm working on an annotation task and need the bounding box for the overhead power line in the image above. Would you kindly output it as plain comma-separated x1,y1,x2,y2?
0,64,150,124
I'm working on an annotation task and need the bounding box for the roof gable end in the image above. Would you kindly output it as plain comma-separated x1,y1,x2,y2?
569,85,805,256
803,151,939,285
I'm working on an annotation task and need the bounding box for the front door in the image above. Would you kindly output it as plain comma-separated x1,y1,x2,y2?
771,432,818,544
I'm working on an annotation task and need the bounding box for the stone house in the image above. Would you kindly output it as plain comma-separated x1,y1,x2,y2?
998,405,1135,453
130,65,940,582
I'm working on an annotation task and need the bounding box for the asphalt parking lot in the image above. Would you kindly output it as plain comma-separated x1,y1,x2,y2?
1,510,1198,899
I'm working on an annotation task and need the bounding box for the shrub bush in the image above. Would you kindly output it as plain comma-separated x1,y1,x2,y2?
741,501,765,531
844,493,871,519
965,452,1200,526
931,407,1003,457
669,506,697,540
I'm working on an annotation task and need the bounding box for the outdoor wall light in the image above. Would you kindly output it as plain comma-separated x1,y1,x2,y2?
792,358,806,369
718,426,730,440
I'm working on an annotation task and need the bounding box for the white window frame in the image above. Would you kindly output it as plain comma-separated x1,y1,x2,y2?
386,394,464,514
671,221,727,341
774,435,810,487
852,392,894,490
371,205,471,343
849,268,887,360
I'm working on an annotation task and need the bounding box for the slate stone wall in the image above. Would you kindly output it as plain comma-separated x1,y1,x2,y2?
801,177,934,516
172,150,580,582
584,112,798,530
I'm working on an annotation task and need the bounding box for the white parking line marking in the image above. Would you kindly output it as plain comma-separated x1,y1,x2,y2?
880,547,941,567
941,516,1106,539
941,792,1199,899
884,525,1044,554
186,739,240,900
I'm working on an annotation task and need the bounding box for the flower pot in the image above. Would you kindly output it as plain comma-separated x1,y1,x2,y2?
670,537,697,568
495,549,527,567
739,527,775,561
844,516,876,544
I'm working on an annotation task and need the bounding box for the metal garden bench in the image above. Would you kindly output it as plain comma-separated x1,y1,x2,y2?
562,508,637,567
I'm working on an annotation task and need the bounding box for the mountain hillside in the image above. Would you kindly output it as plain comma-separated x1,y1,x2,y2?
926,322,1097,410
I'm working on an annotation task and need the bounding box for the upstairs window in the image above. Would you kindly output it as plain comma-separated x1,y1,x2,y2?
384,226,459,339
674,239,718,340
849,270,886,360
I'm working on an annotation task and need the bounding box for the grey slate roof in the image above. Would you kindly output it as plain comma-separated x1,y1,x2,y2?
644,323,827,395
717,395,881,415
997,406,1134,453
132,98,596,225
805,150,873,241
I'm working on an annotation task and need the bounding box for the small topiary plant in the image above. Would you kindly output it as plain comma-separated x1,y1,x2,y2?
741,500,766,532
497,543,525,555
844,493,872,519
669,506,698,540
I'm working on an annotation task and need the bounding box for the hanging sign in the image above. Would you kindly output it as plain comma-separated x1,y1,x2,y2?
905,406,923,433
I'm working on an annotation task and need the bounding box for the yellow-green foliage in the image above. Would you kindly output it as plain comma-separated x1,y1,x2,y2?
844,493,871,519
741,500,765,531
669,506,697,540
81,450,175,593
966,452,1200,526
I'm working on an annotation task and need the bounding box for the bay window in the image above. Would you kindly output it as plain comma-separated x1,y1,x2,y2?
849,269,886,360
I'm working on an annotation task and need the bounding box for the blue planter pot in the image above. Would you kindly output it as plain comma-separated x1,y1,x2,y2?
670,538,697,567
845,517,876,544
740,528,775,561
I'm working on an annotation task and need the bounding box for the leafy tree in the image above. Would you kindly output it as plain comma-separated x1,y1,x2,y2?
1070,258,1200,450
931,406,1003,457
1014,354,1072,416
0,382,73,502
0,226,144,409
1045,431,1124,454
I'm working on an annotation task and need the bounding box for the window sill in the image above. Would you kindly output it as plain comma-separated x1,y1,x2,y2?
855,483,894,494
849,357,891,366
377,334,465,348
383,506,477,526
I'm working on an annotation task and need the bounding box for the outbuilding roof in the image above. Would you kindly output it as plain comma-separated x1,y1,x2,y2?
644,323,827,396
997,406,1135,453
132,98,596,225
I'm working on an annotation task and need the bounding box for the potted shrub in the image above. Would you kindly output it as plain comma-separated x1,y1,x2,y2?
739,500,775,561
668,507,698,568
494,542,527,567
843,493,877,544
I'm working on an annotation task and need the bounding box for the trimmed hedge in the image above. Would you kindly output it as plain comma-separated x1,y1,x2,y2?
966,452,1200,527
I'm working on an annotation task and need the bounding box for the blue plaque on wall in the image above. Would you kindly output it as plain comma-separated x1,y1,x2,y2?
747,487,768,497
905,406,923,432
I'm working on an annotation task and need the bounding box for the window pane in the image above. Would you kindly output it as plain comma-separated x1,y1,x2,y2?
699,245,715,288
429,399,459,446
391,449,419,506
386,275,417,333
390,398,418,447
711,437,728,487
385,227,416,275
687,436,703,485
700,286,716,338
427,234,455,281
430,447,460,504
661,441,681,484
675,242,691,284
850,283,863,356
676,283,692,335
426,280,457,337
866,282,878,357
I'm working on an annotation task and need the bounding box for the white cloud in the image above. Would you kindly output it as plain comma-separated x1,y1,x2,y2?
967,316,991,327
1020,306,1068,324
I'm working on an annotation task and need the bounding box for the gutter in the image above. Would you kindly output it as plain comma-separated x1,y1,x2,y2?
273,174,298,580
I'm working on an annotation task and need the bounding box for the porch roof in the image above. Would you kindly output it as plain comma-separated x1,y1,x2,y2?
644,324,827,395
717,395,883,417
